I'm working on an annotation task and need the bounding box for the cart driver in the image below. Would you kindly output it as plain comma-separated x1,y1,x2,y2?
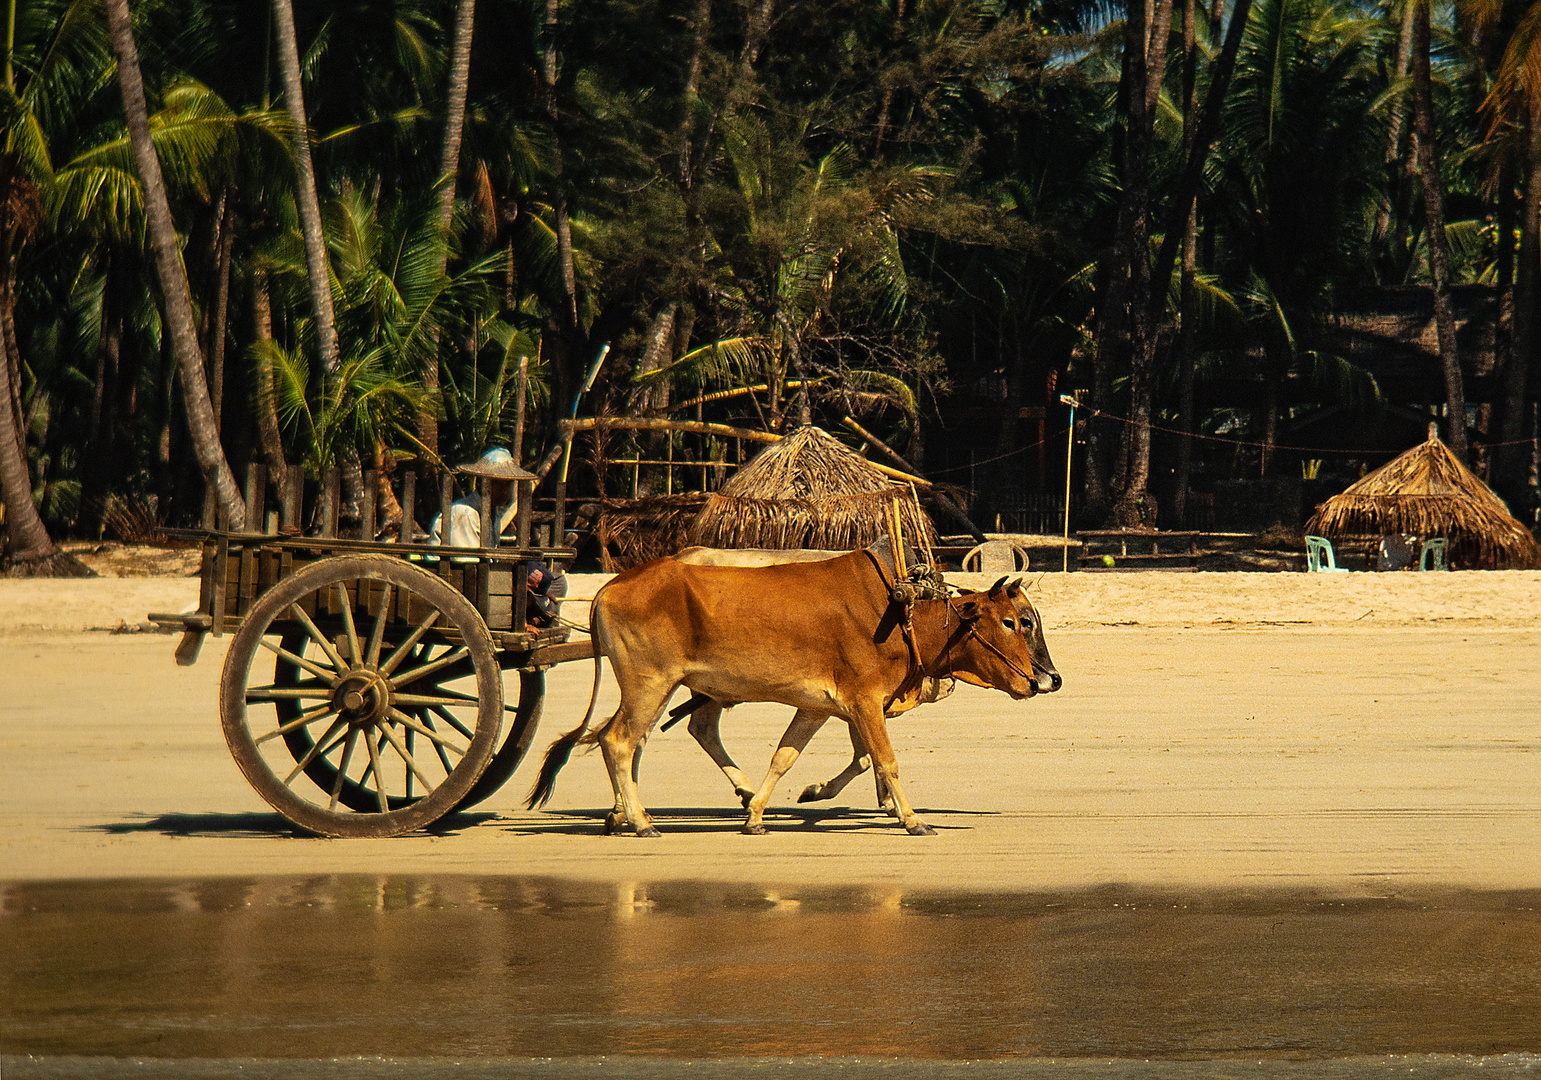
526,562,568,632
429,447,521,547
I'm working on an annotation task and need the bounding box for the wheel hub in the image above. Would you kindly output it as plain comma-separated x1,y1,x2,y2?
333,669,391,725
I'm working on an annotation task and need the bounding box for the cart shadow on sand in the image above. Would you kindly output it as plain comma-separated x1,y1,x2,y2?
81,810,502,840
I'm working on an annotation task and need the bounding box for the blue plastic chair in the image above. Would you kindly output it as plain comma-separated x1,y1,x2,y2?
1305,535,1350,573
1419,537,1448,571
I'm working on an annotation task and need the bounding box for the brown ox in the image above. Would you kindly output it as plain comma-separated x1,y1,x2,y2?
528,548,1060,835
668,545,922,811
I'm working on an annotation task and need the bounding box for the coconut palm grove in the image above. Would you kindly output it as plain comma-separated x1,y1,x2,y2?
3,0,1540,573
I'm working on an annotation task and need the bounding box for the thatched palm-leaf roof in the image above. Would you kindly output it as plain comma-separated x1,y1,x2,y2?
689,425,937,552
1305,429,1541,569
596,493,710,572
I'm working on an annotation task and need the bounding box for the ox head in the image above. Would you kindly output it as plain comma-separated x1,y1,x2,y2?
947,577,1061,699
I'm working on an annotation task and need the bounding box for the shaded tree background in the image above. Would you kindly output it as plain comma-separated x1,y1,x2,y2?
3,0,1538,570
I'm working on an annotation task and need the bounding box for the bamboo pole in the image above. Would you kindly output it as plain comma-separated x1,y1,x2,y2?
561,417,934,488
840,415,983,539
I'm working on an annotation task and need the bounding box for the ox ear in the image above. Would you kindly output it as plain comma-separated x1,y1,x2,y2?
957,599,982,622
989,576,1010,599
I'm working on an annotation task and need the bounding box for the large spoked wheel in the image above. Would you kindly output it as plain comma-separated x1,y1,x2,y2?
221,555,503,837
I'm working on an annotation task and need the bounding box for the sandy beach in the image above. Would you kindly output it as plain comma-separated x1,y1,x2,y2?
3,564,1539,893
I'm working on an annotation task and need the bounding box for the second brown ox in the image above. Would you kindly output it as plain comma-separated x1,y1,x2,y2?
529,548,1061,835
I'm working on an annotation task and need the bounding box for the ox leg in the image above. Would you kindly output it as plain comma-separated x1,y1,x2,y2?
605,736,646,834
686,701,757,807
796,725,872,805
598,687,671,837
795,728,896,817
743,711,829,835
849,708,932,835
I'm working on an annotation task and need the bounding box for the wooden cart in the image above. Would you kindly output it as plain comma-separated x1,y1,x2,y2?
150,465,592,838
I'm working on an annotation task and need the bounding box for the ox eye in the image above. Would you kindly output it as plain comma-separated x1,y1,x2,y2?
1003,618,1017,631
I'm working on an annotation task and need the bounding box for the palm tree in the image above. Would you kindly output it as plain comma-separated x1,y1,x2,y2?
104,0,245,528
270,0,339,377
1410,0,1469,459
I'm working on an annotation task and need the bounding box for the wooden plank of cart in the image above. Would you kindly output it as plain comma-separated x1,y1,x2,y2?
147,461,593,839
1075,529,1206,571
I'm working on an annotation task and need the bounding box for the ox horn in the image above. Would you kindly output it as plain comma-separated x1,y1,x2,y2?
989,575,1010,598
1006,577,1023,596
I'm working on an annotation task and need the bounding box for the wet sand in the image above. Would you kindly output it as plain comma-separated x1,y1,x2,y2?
5,876,1541,1063
3,570,1540,1067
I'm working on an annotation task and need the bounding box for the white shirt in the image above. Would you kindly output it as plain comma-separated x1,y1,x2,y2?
429,492,518,548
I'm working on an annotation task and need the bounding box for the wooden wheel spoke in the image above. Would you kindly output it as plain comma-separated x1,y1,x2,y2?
336,583,363,667
405,728,415,799
392,689,478,709
387,707,467,758
254,702,339,745
363,730,389,813
389,646,471,690
247,681,334,702
258,638,337,682
427,704,477,741
282,717,348,786
416,711,459,774
329,729,360,811
378,723,435,794
378,610,440,676
289,604,346,672
366,584,394,668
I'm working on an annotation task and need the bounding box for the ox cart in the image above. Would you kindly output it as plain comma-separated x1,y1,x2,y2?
149,464,592,838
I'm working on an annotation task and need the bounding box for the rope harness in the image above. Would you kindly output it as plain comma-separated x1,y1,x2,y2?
862,549,1039,703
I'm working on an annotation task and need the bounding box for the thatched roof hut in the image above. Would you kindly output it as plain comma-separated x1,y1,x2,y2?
1305,427,1541,569
689,425,937,552
595,493,709,572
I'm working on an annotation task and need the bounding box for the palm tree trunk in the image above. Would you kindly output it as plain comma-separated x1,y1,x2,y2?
271,0,340,377
1373,0,1417,252
436,0,475,235
1410,0,1468,460
105,0,245,529
872,0,906,157
544,0,581,417
677,0,712,189
1172,0,1199,528
209,189,235,435
251,268,288,495
1111,0,1172,525
1499,108,1540,502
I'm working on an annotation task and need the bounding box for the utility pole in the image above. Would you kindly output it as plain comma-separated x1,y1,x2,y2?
1060,392,1082,572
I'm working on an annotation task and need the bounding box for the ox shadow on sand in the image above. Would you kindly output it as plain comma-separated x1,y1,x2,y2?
500,805,994,836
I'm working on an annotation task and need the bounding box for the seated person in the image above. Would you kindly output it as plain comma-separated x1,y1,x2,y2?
1375,532,1416,572
526,562,568,631
429,447,520,547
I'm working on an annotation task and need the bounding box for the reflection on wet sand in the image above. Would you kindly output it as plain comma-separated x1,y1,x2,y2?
3,876,1540,1060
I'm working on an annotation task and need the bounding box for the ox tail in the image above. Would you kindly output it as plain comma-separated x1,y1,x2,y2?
525,637,607,810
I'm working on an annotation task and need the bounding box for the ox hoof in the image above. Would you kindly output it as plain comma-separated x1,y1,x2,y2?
742,823,768,836
603,813,625,835
635,825,663,838
796,784,825,804
736,788,756,809
906,822,936,836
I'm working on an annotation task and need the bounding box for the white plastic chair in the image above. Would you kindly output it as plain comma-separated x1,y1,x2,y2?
962,540,1029,574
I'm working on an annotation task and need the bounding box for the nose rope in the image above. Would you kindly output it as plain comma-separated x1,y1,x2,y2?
945,599,1041,685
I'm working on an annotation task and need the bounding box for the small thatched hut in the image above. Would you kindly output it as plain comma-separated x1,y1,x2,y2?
595,493,709,571
689,425,938,552
1305,426,1541,569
